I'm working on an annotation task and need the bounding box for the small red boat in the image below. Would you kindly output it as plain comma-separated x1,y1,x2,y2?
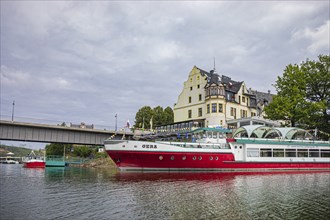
22,151,45,168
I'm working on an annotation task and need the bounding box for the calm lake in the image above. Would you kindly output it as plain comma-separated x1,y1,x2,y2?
1,164,329,220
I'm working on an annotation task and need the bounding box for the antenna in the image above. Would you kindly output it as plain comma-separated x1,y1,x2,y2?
213,57,216,71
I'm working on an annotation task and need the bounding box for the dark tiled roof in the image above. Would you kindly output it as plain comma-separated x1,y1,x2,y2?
226,81,243,93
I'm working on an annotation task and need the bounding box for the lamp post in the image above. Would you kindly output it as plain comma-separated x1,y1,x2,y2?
11,100,15,122
115,114,117,131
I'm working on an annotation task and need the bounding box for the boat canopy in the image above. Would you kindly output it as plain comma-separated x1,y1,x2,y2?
233,125,313,140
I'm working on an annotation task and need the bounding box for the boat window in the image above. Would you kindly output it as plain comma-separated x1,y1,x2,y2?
285,149,296,157
159,156,163,160
213,133,217,139
193,156,196,160
182,156,186,160
171,156,175,160
320,150,330,158
273,149,284,157
297,149,308,157
210,156,213,160
247,148,259,157
215,156,219,160
260,148,272,157
309,149,320,157
207,131,212,138
198,156,202,160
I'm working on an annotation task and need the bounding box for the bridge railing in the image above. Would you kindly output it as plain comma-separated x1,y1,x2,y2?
0,114,116,131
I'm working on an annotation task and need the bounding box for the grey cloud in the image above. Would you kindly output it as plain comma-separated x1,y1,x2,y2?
1,1,329,130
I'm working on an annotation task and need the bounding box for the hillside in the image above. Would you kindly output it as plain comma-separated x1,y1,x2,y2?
0,145,43,157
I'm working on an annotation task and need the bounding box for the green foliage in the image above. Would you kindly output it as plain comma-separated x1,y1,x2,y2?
73,145,93,158
265,54,330,139
46,143,72,156
94,151,108,159
134,105,174,129
164,106,174,125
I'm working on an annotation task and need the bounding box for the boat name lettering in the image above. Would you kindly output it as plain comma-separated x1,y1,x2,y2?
142,144,157,149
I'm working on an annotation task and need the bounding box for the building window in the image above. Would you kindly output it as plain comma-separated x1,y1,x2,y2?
190,78,192,82
251,112,256,117
197,84,200,89
188,110,192,118
230,107,236,119
207,104,210,113
242,97,246,103
218,104,223,113
220,120,223,125
210,87,217,96
212,103,217,113
198,108,202,117
190,87,193,91
238,96,241,104
188,96,192,103
199,94,202,101
240,110,247,118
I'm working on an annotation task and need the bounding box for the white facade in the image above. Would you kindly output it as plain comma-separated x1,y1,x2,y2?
173,66,264,128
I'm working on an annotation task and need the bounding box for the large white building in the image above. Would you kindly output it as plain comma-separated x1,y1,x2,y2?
171,66,275,130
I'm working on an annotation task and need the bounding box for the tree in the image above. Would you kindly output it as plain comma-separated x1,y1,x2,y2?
134,106,153,129
265,64,308,127
46,143,72,156
73,145,93,158
265,55,330,139
302,55,330,138
163,106,174,125
153,106,164,128
134,105,174,129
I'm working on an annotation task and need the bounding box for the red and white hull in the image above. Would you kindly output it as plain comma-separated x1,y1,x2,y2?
23,159,45,168
22,150,46,168
105,140,330,172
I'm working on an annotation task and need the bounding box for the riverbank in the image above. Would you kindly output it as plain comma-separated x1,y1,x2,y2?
71,157,117,168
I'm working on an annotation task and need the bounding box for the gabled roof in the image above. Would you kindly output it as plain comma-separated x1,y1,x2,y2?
226,81,243,93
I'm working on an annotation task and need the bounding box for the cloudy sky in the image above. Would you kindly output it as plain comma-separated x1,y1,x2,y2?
1,1,329,131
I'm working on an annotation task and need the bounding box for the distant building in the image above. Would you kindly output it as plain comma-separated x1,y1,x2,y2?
70,122,94,129
161,66,276,132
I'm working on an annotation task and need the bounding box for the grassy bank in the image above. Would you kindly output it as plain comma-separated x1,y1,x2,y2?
72,156,117,169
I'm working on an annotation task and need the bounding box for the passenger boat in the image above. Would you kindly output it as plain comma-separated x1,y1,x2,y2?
104,126,330,172
0,159,19,164
22,151,46,168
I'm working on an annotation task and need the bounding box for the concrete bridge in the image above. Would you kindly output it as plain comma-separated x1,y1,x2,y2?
0,120,133,145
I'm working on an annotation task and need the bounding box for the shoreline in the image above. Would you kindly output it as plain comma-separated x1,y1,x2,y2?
70,157,117,169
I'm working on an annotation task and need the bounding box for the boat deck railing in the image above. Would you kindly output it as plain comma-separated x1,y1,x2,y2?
235,137,330,146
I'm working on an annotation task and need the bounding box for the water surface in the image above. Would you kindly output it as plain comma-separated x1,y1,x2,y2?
1,165,329,219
